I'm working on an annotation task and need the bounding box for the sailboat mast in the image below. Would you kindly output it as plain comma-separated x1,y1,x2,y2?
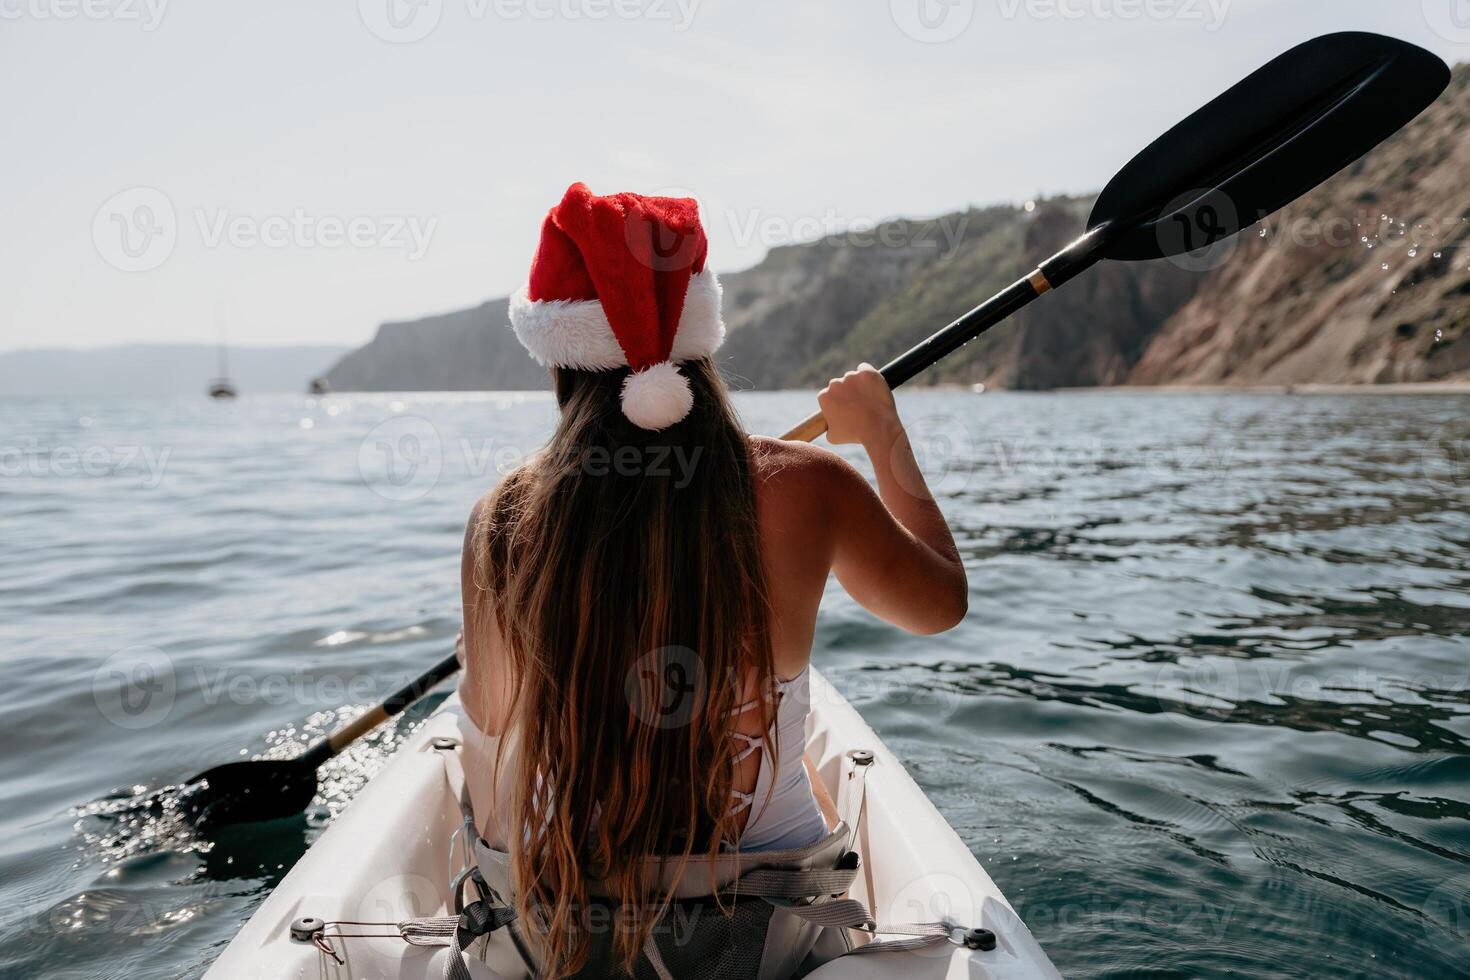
215,302,230,379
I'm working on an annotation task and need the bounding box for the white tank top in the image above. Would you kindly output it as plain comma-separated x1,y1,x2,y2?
726,665,828,851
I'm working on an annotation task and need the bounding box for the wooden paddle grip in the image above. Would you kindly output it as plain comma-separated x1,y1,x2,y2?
781,410,829,443
328,704,390,755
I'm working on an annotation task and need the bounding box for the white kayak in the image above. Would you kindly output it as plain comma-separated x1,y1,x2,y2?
206,669,1060,979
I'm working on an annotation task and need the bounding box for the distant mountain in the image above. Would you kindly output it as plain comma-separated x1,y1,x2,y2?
320,65,1469,393
0,344,348,397
323,298,544,392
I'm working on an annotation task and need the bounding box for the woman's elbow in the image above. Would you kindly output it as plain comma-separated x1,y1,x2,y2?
912,578,969,635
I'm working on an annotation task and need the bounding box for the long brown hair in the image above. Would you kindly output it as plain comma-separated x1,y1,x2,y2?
469,357,775,977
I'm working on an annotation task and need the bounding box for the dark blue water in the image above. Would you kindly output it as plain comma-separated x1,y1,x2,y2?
1,391,1467,979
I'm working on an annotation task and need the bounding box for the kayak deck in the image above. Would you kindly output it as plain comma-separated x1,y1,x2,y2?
205,669,1059,979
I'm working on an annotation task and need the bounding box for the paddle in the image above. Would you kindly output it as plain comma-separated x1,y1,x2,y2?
178,31,1447,829
178,651,461,827
780,31,1449,442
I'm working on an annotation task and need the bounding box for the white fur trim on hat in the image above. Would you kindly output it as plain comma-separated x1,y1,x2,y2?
620,361,694,430
508,268,724,371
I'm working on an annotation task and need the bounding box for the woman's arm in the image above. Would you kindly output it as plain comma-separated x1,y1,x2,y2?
813,364,968,634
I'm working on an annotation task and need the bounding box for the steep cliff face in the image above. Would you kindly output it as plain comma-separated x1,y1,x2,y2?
719,206,1025,387
1130,67,1470,386
323,298,546,392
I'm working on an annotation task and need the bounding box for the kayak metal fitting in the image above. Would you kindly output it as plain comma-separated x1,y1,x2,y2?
847,749,874,767
289,917,343,964
288,916,421,965
950,926,997,951
430,736,460,751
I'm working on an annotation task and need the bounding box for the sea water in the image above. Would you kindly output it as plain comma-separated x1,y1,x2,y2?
0,390,1466,979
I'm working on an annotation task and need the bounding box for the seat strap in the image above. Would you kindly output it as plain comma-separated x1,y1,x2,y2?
839,750,872,849
769,902,978,958
733,866,860,897
399,900,517,980
642,929,677,980
394,736,989,978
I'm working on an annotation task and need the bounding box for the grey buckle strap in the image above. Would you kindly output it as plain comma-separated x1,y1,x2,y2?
735,849,996,960
642,929,677,980
767,897,875,929
768,895,995,958
840,750,873,849
846,920,998,956
733,866,860,899
399,901,517,980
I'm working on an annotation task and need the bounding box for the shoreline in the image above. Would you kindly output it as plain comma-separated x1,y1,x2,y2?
1045,382,1470,396
924,381,1470,395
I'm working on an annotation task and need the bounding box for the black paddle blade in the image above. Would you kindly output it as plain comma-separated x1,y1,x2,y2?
180,759,319,829
1092,32,1450,261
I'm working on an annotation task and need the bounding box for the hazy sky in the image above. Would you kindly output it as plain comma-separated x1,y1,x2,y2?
2,0,1465,351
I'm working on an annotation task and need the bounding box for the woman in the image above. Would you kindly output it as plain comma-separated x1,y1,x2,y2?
459,184,967,978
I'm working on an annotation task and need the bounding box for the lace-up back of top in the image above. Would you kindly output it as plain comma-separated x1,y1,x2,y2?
725,665,827,851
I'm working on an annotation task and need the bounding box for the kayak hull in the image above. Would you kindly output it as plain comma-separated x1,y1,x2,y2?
205,670,1059,979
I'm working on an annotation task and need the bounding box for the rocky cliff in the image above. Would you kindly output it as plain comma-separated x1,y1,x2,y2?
324,298,545,392
1129,67,1470,386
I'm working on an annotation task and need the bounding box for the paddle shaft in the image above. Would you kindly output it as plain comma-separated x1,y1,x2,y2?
780,226,1109,442
298,651,461,769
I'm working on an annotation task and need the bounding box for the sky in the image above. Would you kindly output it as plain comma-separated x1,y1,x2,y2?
2,0,1466,352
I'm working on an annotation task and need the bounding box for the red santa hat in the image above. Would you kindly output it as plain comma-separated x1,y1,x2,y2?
508,182,725,430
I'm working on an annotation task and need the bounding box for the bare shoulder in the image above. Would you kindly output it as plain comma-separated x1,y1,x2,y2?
748,435,868,502
461,469,522,576
464,488,497,547
465,461,537,535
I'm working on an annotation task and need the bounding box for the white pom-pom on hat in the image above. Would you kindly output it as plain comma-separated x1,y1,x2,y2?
620,361,694,431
